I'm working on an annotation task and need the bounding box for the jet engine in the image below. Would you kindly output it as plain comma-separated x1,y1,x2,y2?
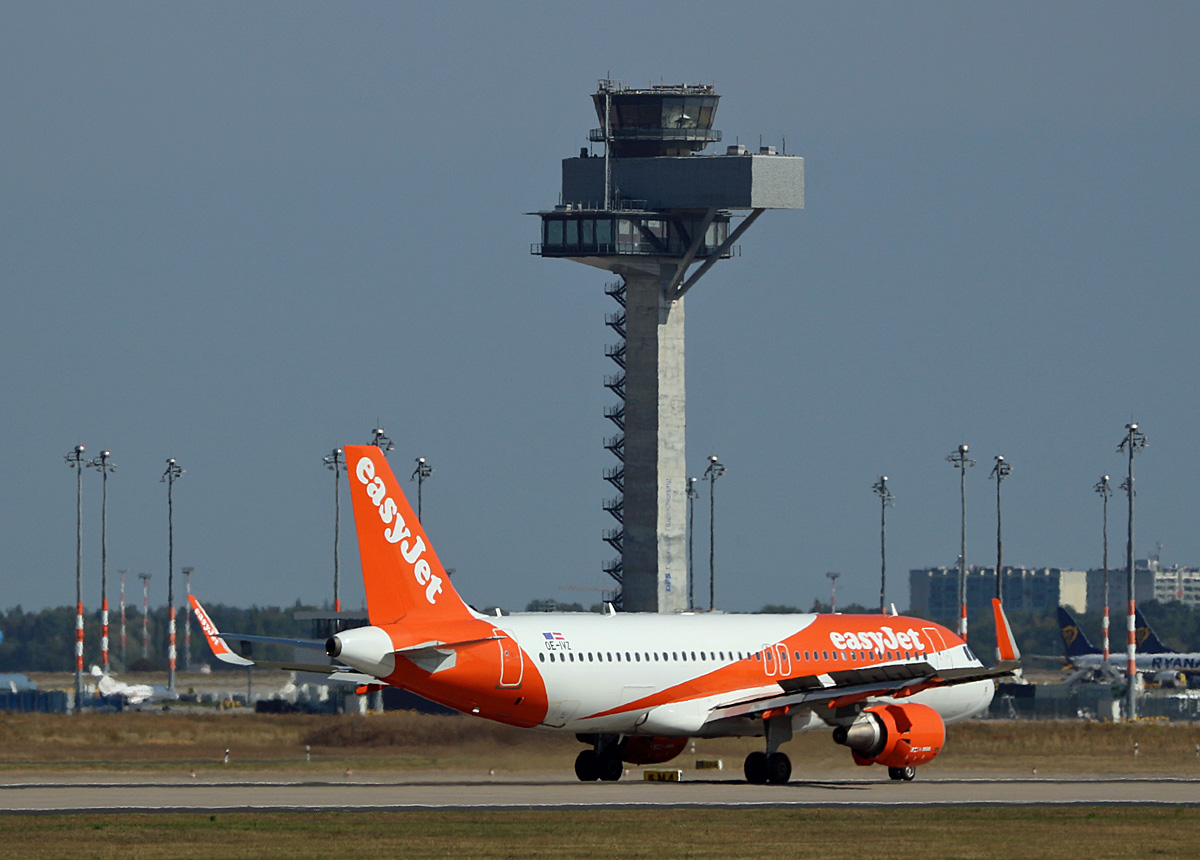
621,736,689,765
832,703,945,769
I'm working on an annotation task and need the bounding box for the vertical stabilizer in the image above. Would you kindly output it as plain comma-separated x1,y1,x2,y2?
1134,608,1170,654
344,445,473,627
1057,606,1100,658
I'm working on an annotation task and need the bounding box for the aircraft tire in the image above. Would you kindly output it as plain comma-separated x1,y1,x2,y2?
744,751,768,784
888,765,916,781
766,752,792,784
575,749,600,782
598,753,624,782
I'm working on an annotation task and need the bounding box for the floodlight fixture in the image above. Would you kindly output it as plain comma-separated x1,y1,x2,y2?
411,456,434,522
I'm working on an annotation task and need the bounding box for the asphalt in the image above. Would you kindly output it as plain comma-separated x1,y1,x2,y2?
1,772,1197,812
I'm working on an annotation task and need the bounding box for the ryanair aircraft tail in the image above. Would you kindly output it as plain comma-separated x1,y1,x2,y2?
1135,608,1170,654
344,444,475,628
1056,606,1100,658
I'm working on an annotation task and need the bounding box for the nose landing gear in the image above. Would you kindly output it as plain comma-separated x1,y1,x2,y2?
888,765,916,781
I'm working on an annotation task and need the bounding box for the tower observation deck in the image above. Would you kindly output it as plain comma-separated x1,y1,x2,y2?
532,80,804,613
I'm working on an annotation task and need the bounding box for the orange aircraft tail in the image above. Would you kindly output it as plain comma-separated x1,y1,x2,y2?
344,444,474,627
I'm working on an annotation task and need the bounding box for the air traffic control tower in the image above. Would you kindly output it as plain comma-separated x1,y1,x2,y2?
533,80,803,613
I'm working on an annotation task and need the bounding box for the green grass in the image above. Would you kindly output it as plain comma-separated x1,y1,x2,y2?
1,808,1199,860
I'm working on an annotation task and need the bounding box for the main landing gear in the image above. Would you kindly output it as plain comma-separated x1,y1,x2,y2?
743,750,792,784
575,749,623,781
574,735,624,782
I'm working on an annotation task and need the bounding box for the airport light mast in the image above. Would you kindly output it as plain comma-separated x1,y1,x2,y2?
161,458,184,693
1117,422,1147,720
533,80,803,611
138,572,151,661
990,455,1011,604
872,475,893,613
686,476,699,610
1094,475,1113,662
64,444,86,710
946,444,975,638
705,455,725,611
323,448,345,615
87,449,115,673
411,457,433,522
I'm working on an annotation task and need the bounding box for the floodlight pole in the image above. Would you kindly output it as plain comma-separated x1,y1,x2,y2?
323,448,345,614
704,455,725,611
161,458,184,693
411,457,433,522
1118,422,1147,720
990,455,1011,603
64,444,86,710
87,450,115,673
827,572,841,613
183,567,193,672
119,569,127,666
872,476,893,613
946,444,975,639
139,573,151,660
1094,475,1113,662
686,477,699,611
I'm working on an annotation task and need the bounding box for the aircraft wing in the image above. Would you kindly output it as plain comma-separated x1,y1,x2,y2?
712,600,1022,721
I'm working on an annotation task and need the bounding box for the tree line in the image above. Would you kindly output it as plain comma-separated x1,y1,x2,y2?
0,603,313,673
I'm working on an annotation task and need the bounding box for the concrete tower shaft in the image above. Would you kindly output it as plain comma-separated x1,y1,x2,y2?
621,268,686,612
533,81,803,613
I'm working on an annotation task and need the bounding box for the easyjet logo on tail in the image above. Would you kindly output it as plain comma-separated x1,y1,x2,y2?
356,455,443,604
829,627,926,652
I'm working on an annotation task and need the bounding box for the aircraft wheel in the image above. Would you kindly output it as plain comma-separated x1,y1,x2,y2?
744,751,768,784
574,749,600,782
888,766,916,781
598,753,624,782
766,752,792,785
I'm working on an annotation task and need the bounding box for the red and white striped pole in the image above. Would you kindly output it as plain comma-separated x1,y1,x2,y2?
1102,605,1110,662
162,458,183,693
119,570,127,666
1118,422,1147,721
65,444,86,711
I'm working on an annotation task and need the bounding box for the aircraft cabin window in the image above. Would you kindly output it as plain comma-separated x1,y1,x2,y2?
700,652,707,661
691,652,697,661
626,652,632,662
569,652,575,662
754,653,761,662
538,653,545,662
832,651,839,661
672,652,678,661
549,653,555,662
822,651,829,660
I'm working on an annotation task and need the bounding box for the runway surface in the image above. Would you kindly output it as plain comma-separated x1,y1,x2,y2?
2,772,1198,812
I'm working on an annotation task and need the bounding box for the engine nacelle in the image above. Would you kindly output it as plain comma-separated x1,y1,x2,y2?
832,703,945,769
621,736,688,765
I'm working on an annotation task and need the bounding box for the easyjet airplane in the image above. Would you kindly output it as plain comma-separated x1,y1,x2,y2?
195,444,1020,784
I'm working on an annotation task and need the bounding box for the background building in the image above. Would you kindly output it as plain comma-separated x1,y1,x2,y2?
909,566,1087,625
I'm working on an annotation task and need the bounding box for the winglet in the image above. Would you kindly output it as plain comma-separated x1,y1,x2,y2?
993,598,1021,663
189,595,254,666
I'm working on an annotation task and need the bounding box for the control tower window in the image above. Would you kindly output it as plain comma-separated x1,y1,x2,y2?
581,219,594,245
596,219,613,246
566,220,579,247
546,220,563,247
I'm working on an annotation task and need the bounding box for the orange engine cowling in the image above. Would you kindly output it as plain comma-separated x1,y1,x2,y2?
622,736,689,765
832,703,945,769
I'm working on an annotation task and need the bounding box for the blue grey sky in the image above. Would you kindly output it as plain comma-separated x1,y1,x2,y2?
3,3,1198,616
